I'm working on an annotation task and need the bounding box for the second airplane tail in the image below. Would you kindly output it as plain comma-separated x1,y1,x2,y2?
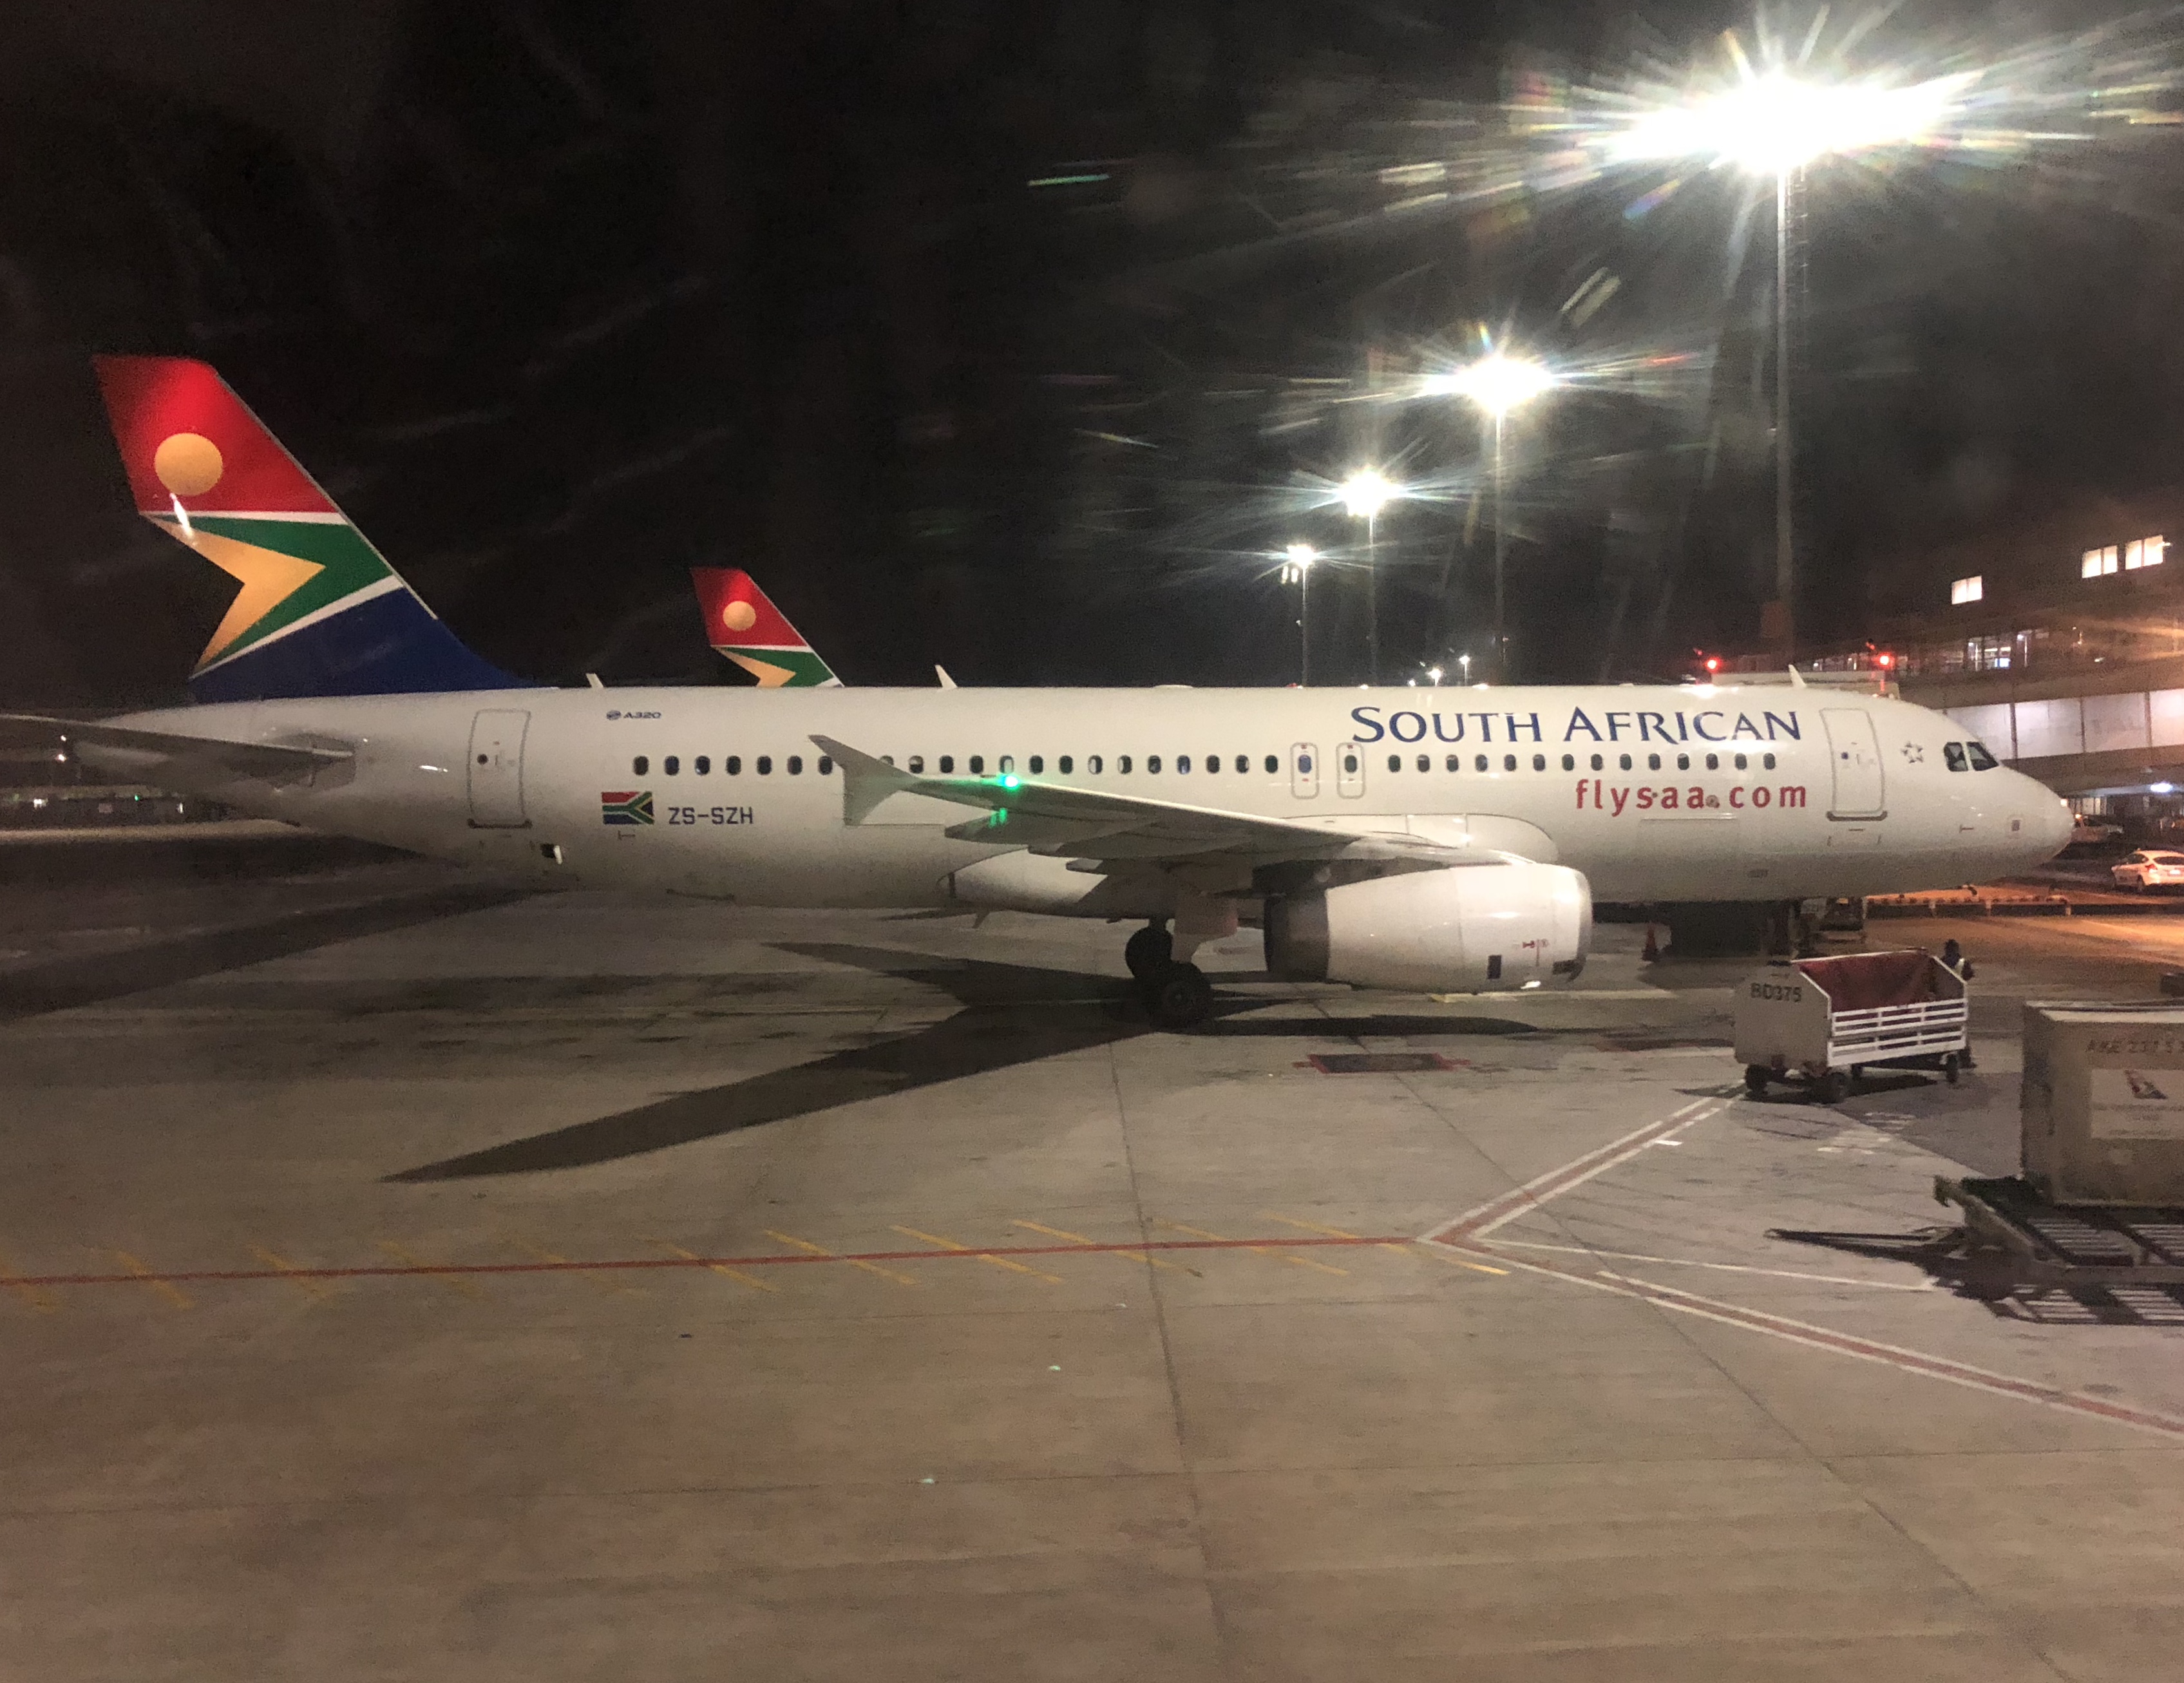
691,567,841,687
93,356,524,703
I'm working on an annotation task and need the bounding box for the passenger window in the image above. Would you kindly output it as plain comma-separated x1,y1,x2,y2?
1705,753,1718,771
1504,754,1517,772
1619,754,1632,771
726,756,741,775
788,756,803,775
1646,753,1660,772
1532,753,1546,772
939,756,954,773
1148,756,1163,773
1475,754,1488,772
1943,743,1968,772
969,756,984,774
1178,755,1192,773
1089,755,1103,773
1967,741,2000,770
1763,753,1776,770
1119,756,1131,773
1029,756,1043,774
1734,753,1748,771
1204,754,1219,774
757,756,773,775
1241,756,1254,774
665,755,681,775
1418,754,1430,773
1561,754,1575,772
695,756,710,775
1263,755,1277,774
1000,756,1014,773
1343,752,1358,774
1675,754,1689,771
1590,754,1603,772
1447,754,1461,772
1388,754,1402,773
818,756,833,775
1057,756,1070,774
909,756,924,773
633,756,649,775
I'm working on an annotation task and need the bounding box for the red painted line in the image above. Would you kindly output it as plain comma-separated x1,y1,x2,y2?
1434,1234,2184,1441
8,1233,1412,1292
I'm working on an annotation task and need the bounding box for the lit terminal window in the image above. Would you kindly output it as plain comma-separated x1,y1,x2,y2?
2084,545,2120,578
1950,575,1983,605
2127,535,2167,570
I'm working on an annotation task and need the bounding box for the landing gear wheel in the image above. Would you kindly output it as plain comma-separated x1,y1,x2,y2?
1743,1065,1771,1096
1816,1069,1851,1105
1942,1052,1961,1086
1124,924,1173,981
1144,962,1213,1029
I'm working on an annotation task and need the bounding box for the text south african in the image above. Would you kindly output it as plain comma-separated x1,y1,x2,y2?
1349,705,1802,745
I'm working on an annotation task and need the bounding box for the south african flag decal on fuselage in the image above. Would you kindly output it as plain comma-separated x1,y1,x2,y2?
601,790,654,826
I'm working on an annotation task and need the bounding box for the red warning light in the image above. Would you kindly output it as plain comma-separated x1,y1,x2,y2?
1876,652,1894,668
1703,656,1721,673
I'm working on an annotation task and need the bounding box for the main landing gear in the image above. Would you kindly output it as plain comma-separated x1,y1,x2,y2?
1125,919,1214,1030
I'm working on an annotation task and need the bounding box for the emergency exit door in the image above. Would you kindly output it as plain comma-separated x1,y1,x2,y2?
1336,740,1367,798
1821,708,1886,820
468,708,530,827
1290,742,1320,799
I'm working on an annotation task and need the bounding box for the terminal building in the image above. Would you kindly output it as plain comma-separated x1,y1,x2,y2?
1728,490,2184,826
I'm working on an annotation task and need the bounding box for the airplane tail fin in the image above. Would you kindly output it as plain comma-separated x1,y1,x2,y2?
92,356,524,702
691,567,841,687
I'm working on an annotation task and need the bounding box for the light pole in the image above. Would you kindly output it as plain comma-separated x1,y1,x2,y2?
1284,542,1317,685
1458,653,1471,684
1340,470,1394,684
1610,66,1971,650
1430,354,1557,681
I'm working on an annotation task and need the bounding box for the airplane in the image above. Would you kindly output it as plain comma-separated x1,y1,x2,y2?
3,355,2073,1029
691,567,842,687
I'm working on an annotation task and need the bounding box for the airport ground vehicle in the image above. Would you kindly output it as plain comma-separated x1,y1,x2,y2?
2113,850,2184,891
1736,950,1969,1103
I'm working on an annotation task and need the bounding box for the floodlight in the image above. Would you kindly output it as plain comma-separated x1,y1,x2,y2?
1338,470,1394,520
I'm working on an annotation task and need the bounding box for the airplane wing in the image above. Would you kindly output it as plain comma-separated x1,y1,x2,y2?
0,713,352,784
812,734,1510,870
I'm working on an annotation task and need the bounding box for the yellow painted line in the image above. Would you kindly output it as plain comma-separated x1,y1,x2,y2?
649,1239,777,1293
1011,1219,1193,1274
499,1233,641,1296
249,1246,340,1302
1157,1220,1347,1277
111,1251,191,1310
0,1248,56,1314
1260,1212,1505,1276
764,1230,919,1288
892,1226,1063,1284
377,1240,485,1300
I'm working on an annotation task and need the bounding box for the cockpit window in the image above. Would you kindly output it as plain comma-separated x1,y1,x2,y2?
1943,742,1968,772
1966,741,2000,770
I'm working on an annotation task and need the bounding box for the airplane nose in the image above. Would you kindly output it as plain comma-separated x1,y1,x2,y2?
2020,774,2072,859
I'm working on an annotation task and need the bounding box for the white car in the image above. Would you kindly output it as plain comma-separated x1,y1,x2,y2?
2113,850,2184,890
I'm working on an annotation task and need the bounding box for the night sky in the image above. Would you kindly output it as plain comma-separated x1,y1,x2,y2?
0,0,2176,708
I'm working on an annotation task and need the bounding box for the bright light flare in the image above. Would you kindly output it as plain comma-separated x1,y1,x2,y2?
1338,470,1395,519
1422,354,1559,417
1611,70,1979,175
1285,542,1318,569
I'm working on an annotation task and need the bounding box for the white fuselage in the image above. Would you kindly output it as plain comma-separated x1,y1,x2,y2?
95,684,2073,908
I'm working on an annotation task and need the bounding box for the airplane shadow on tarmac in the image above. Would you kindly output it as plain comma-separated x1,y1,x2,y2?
385,942,1555,1181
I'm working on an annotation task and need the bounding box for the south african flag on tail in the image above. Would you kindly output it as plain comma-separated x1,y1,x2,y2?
93,356,525,703
691,568,841,687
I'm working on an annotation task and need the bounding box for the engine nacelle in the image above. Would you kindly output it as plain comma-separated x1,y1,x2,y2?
1265,862,1591,993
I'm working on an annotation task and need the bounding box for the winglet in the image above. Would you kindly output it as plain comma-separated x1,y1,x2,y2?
811,734,914,826
1787,665,1806,689
935,665,957,689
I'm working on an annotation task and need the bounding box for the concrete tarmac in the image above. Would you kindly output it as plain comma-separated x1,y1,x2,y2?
4,882,2183,1680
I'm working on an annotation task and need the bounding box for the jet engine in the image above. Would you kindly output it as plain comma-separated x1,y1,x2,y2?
1264,862,1591,993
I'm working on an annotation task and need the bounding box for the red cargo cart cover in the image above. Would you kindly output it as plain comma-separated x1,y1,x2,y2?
1793,949,1939,1009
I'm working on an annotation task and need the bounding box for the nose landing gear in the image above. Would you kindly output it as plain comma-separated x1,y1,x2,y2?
1124,918,1213,1029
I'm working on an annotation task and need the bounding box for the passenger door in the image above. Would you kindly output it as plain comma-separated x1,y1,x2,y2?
1336,740,1366,799
1290,742,1320,799
1821,708,1886,820
467,708,529,827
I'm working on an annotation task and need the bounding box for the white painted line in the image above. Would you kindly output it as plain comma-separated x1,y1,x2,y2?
1488,1239,1939,1291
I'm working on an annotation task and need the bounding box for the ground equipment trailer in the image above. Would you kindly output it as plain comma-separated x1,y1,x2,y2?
1736,949,1968,1103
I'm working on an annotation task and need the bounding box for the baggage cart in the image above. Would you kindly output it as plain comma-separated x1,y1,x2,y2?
1735,949,1968,1103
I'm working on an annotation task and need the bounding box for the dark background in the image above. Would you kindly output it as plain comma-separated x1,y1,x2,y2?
0,0,2176,707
